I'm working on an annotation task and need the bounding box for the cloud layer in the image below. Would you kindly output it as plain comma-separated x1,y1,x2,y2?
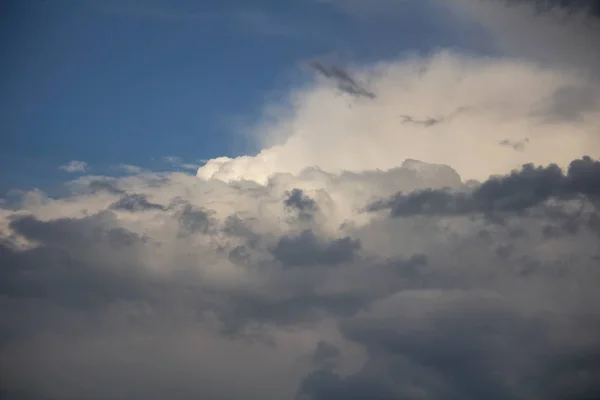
2,1,600,399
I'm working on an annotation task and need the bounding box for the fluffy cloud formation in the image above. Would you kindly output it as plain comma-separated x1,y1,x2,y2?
197,50,600,184
4,155,600,400
3,1,600,399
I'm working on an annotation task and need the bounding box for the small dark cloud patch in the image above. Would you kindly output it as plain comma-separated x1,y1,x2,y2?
178,204,212,235
495,244,513,259
284,188,318,220
307,61,376,99
87,179,125,195
498,138,529,151
384,253,428,278
110,194,165,212
400,107,469,127
228,245,250,265
272,230,360,267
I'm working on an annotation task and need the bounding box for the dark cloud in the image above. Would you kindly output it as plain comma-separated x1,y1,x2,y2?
177,203,212,235
307,61,377,99
1,214,151,310
109,193,166,212
498,138,529,151
272,230,360,267
509,0,600,16
399,107,469,127
400,115,441,127
9,212,142,249
284,188,318,220
87,179,125,195
298,292,600,400
312,341,341,366
368,157,600,218
298,368,399,400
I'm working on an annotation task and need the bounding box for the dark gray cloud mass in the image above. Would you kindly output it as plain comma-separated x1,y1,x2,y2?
272,230,360,267
368,156,600,218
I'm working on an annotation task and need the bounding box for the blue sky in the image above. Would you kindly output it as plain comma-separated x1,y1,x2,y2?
0,0,492,195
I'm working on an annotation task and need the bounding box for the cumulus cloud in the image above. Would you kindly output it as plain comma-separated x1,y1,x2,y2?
58,160,88,173
3,154,600,399
196,50,600,184
3,1,600,399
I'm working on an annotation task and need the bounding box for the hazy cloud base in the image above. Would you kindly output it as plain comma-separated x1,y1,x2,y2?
2,1,600,399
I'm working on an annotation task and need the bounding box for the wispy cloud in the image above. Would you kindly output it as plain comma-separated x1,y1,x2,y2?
163,155,201,171
112,164,145,174
58,160,88,173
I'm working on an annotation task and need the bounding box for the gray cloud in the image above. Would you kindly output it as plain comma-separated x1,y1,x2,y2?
368,157,600,218
312,340,341,366
400,107,470,128
272,230,360,267
177,203,213,235
88,180,125,195
532,85,600,123
284,188,318,220
498,138,529,151
298,291,600,400
109,194,166,212
2,157,600,399
307,61,377,99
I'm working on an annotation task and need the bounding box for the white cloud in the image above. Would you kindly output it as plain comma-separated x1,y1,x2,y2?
58,160,88,173
197,50,600,184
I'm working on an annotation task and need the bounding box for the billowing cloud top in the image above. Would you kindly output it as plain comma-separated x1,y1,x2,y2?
197,51,600,183
2,1,600,399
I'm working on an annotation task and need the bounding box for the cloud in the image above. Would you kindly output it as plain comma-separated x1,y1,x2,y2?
109,194,166,212
58,160,88,173
307,61,377,99
3,153,600,399
367,156,600,218
196,50,600,184
272,230,361,267
284,188,319,220
163,156,202,171
446,0,600,74
3,2,600,398
112,164,146,174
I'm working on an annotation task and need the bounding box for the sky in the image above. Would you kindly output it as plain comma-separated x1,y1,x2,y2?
0,0,490,195
2,1,600,400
